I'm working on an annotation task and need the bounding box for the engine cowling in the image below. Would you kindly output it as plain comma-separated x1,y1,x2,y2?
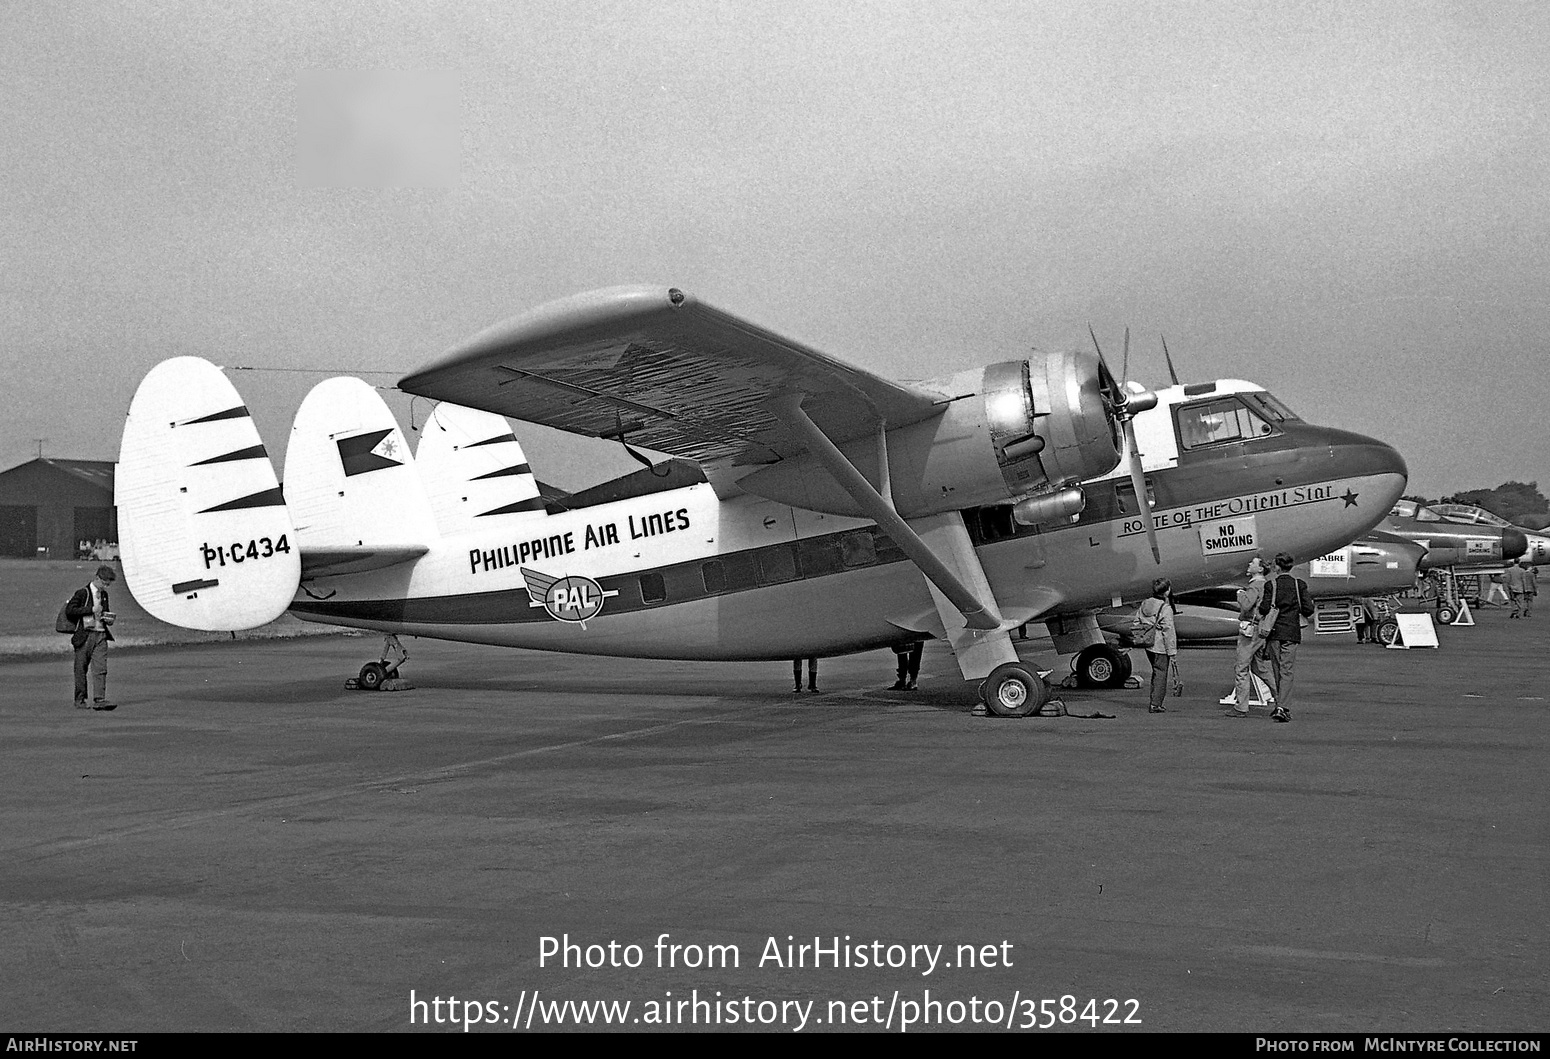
737,349,1123,518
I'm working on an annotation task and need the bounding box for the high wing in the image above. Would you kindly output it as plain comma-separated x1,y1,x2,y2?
396,285,950,480
398,286,1133,637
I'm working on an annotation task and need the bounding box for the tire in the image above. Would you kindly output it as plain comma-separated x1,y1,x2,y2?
358,662,388,691
982,662,1047,718
1377,619,1399,646
1074,644,1128,688
1436,604,1457,626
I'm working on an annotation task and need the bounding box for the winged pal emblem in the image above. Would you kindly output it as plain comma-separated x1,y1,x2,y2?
521,567,618,626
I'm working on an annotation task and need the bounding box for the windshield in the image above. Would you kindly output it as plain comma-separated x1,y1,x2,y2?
1246,392,1300,422
1176,397,1277,450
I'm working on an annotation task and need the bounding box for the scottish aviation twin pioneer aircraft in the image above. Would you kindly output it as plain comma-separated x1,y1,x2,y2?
116,286,1407,715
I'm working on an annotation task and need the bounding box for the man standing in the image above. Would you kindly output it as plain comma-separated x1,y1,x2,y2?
1520,560,1537,619
67,565,118,711
889,641,923,691
1135,577,1177,714
791,657,818,693
1504,560,1530,618
1257,552,1314,723
1227,556,1272,717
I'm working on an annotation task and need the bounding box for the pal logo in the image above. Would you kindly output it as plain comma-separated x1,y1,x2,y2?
521,567,619,627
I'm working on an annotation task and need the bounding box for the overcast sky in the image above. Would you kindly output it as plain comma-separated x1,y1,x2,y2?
3,0,1546,497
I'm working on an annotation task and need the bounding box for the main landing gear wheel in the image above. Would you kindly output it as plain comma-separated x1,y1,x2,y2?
1436,604,1457,626
1073,643,1132,688
982,662,1048,718
358,662,388,691
1376,618,1400,646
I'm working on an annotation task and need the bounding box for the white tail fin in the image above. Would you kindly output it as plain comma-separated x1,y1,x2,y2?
116,357,300,630
415,403,547,537
283,378,439,556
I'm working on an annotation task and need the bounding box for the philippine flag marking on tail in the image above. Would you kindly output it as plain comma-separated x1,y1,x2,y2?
337,428,404,477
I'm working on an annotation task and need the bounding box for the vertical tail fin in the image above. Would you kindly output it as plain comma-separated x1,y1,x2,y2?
116,357,300,630
414,402,547,537
283,377,440,554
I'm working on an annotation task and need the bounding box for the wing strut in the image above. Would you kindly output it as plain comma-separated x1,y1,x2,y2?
775,396,1002,631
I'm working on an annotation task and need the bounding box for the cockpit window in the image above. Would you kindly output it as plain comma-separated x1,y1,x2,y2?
1247,392,1300,422
1392,500,1441,522
1176,398,1276,450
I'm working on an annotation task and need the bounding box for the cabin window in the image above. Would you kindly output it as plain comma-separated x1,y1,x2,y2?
1114,478,1156,517
839,531,877,567
798,537,841,576
701,560,726,594
721,552,759,590
977,506,1016,542
1176,398,1274,450
871,530,907,564
639,572,666,604
757,545,797,584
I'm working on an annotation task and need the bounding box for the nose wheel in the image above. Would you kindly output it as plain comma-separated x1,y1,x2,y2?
1072,643,1133,688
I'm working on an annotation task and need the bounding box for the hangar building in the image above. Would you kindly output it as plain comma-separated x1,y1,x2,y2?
0,458,117,559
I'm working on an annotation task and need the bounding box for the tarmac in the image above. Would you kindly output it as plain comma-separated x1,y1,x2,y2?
1,608,1545,1033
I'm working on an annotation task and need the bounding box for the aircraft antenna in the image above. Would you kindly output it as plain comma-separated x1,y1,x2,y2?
1160,335,1181,387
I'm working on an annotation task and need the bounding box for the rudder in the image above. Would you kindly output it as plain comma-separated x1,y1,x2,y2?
415,402,547,537
116,357,300,630
284,377,439,555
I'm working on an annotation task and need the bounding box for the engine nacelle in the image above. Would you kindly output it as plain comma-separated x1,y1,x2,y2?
738,349,1122,518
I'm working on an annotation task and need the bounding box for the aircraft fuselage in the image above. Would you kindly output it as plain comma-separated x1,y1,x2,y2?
290,381,1408,661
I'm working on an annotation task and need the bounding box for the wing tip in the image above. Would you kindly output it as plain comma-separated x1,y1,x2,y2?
400,284,690,390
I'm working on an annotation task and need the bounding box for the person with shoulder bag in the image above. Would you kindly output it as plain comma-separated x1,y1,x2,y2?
1134,577,1178,713
1227,556,1273,717
1256,552,1315,722
65,565,119,711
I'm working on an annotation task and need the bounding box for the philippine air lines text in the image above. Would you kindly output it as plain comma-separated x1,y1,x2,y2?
410,990,1142,1031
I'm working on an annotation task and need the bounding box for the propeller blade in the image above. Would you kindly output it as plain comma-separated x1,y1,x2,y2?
1124,418,1161,564
1121,326,1131,384
1088,325,1122,408
1160,334,1180,387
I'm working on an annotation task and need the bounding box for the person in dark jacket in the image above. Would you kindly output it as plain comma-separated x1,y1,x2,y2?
1257,552,1315,722
66,565,118,711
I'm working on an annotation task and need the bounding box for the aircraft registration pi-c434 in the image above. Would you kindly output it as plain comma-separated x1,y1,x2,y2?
115,285,1408,716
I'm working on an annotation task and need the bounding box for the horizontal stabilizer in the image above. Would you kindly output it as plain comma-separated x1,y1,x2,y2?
415,402,546,536
284,377,439,570
301,545,430,578
116,357,300,630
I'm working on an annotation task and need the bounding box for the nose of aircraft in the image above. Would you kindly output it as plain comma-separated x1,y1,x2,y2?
1501,528,1528,562
1524,532,1550,565
1322,427,1409,508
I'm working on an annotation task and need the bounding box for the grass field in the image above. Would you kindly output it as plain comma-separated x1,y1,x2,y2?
0,559,342,658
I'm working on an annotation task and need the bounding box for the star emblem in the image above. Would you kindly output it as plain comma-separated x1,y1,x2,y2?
1341,489,1359,508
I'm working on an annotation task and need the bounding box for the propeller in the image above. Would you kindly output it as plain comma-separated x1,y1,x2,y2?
1090,326,1161,564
